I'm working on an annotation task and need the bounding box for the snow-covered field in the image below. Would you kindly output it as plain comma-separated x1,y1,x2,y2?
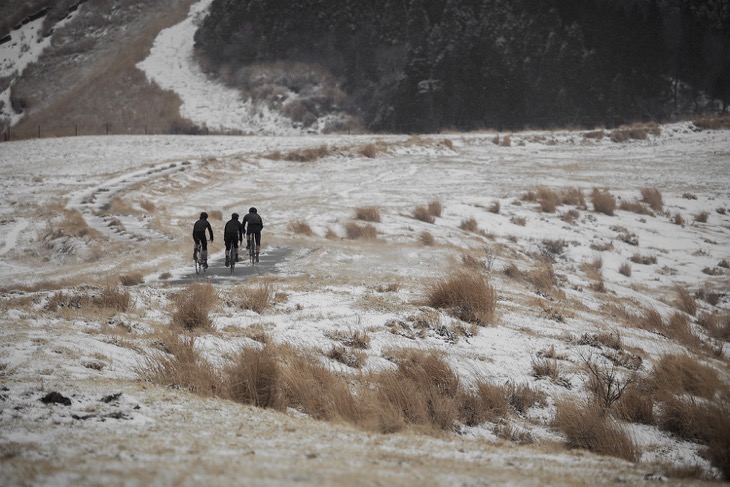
1,1,730,485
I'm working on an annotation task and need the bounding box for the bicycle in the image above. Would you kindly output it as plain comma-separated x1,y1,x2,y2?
248,236,256,265
229,243,238,274
193,241,206,275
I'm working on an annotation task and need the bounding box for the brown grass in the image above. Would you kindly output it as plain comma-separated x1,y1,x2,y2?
629,252,657,265
674,285,697,316
459,218,479,233
344,222,377,240
355,206,381,222
553,400,640,462
288,221,315,235
672,213,685,226
283,144,332,162
223,344,284,409
527,260,557,293
650,354,720,400
428,199,443,218
694,211,709,223
591,188,616,216
640,187,663,212
171,283,217,330
44,284,131,313
536,186,560,213
426,270,497,325
458,380,509,426
615,382,654,424
420,231,435,246
488,201,501,214
506,382,548,414
234,280,274,314
618,262,632,277
413,206,435,224
619,200,653,216
119,272,143,286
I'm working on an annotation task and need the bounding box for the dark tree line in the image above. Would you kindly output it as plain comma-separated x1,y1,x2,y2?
194,0,730,132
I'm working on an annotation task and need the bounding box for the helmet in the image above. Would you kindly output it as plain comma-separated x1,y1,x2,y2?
200,212,208,219
232,213,239,219
249,207,257,213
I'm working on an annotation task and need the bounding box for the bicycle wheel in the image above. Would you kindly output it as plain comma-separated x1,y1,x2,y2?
230,247,236,274
249,241,255,265
194,247,202,275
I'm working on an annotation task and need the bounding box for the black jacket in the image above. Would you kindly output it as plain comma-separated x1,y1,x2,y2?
243,212,263,233
224,218,243,240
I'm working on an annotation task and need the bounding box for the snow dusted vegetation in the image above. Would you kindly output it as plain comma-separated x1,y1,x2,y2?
1,2,730,486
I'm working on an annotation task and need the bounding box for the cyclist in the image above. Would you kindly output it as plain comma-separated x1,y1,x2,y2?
192,212,214,268
224,212,243,267
243,207,264,263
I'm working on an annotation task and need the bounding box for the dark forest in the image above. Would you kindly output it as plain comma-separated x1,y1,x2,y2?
194,0,730,132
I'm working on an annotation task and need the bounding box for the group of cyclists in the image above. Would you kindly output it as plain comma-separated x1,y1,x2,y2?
192,207,264,269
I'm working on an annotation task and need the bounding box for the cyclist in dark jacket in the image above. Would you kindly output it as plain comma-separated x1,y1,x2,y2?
192,212,214,268
224,213,243,267
242,207,264,263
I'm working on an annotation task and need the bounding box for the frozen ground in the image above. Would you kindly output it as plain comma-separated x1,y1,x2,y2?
1,0,729,485
0,123,728,486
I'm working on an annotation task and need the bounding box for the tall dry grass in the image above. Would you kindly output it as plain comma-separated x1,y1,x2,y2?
426,270,497,325
233,279,274,314
640,187,663,212
591,188,616,216
553,400,640,462
171,283,217,330
355,206,381,222
345,222,377,240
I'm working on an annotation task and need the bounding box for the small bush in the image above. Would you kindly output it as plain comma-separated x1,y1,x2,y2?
591,188,616,216
672,213,685,226
358,143,379,158
355,206,381,222
553,400,640,462
426,270,497,325
536,186,560,213
505,382,547,414
171,283,217,330
345,222,377,240
488,201,500,214
618,262,632,277
650,354,720,400
615,383,654,424
223,344,284,409
629,252,656,265
458,380,509,426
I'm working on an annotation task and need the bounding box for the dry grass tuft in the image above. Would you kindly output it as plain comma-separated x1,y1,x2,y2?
355,206,381,222
553,400,640,462
283,144,332,162
694,211,709,223
640,187,663,212
413,206,435,224
527,260,557,293
119,272,144,286
615,382,654,424
171,283,217,330
234,280,274,314
426,270,497,325
506,382,547,414
459,218,479,233
618,261,632,277
428,199,443,218
488,200,501,214
536,186,560,213
591,188,616,216
288,221,315,236
223,344,284,409
419,231,435,246
650,354,720,400
345,222,377,240
459,380,509,426
673,285,697,316
629,252,657,265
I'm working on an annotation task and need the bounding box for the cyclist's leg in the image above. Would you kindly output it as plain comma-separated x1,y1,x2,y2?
224,236,233,266
200,235,209,266
254,232,261,262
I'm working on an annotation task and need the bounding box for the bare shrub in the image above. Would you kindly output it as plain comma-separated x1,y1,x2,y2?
288,221,314,235
426,270,497,325
561,187,586,208
510,216,526,226
223,344,284,409
459,218,479,233
531,357,561,382
355,206,381,222
119,272,143,287
640,187,663,212
345,222,377,240
553,400,640,461
582,354,636,409
591,188,616,216
672,213,685,226
420,231,435,246
234,280,274,314
413,206,435,223
284,144,332,162
619,261,632,277
488,201,501,214
619,200,653,215
171,283,217,330
694,211,709,223
427,199,442,217
502,262,523,280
